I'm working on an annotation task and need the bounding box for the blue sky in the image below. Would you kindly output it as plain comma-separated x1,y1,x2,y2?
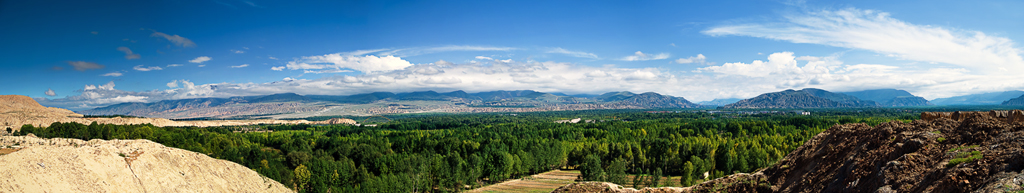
2,0,1023,110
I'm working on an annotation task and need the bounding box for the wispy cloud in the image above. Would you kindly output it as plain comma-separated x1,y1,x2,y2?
474,56,494,60
133,65,163,71
189,56,211,63
167,64,183,67
620,51,670,61
546,47,599,59
703,7,1024,73
67,61,105,71
232,49,245,54
117,47,140,60
231,64,249,68
674,54,707,64
150,30,196,48
285,52,413,73
101,72,122,77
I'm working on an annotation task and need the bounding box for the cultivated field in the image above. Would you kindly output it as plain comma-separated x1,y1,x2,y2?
467,170,580,193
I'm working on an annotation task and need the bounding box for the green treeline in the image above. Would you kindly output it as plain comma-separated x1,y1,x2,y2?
15,110,915,192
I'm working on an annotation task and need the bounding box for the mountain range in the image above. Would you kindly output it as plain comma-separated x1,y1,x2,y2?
840,89,933,107
930,91,1024,106
724,88,881,108
77,90,699,119
74,88,1024,119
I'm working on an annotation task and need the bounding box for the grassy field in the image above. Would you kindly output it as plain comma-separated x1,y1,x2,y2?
467,170,580,193
466,170,694,192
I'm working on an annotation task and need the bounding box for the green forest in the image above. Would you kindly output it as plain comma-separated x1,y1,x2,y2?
14,109,918,192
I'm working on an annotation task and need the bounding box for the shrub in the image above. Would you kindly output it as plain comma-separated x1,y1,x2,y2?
947,151,983,167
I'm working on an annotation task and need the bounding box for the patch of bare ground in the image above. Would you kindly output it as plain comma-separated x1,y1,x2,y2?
469,170,581,193
0,135,292,192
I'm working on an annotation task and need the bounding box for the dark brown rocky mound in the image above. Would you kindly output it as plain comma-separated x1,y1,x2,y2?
556,110,1024,192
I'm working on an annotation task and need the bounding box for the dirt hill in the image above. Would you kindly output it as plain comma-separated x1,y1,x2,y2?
555,110,1024,192
0,135,292,192
1,95,356,131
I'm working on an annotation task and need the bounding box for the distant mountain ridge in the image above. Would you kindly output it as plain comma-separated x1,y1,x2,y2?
841,89,932,107
78,90,701,118
724,88,880,108
1003,94,1024,106
697,98,743,107
931,91,1024,105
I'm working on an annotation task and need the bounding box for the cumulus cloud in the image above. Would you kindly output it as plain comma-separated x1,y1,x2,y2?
703,7,1024,74
271,66,285,71
546,47,600,59
45,88,56,96
117,47,140,60
231,64,249,68
133,65,163,71
150,30,196,47
620,51,670,61
674,54,707,64
166,80,179,88
101,72,123,77
189,56,211,63
285,53,413,73
67,61,105,71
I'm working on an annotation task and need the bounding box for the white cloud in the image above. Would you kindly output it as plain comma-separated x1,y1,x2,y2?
198,65,206,67
45,88,56,96
285,53,413,73
67,61,105,71
167,64,183,67
166,80,178,88
232,50,245,54
117,47,140,60
703,7,1024,74
674,54,707,64
231,64,249,68
133,65,163,71
475,56,494,60
620,51,670,61
189,56,211,63
271,66,285,71
101,72,123,77
546,47,599,59
268,56,279,60
150,30,196,47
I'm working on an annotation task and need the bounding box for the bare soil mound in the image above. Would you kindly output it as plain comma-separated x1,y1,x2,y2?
555,110,1024,192
0,135,292,192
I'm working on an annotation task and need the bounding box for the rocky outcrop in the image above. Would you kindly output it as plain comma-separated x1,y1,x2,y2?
0,136,291,192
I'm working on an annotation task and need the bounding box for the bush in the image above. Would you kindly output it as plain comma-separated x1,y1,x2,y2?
579,154,604,181
947,151,983,167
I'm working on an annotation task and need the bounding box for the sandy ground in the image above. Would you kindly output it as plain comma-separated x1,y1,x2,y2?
0,136,293,193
